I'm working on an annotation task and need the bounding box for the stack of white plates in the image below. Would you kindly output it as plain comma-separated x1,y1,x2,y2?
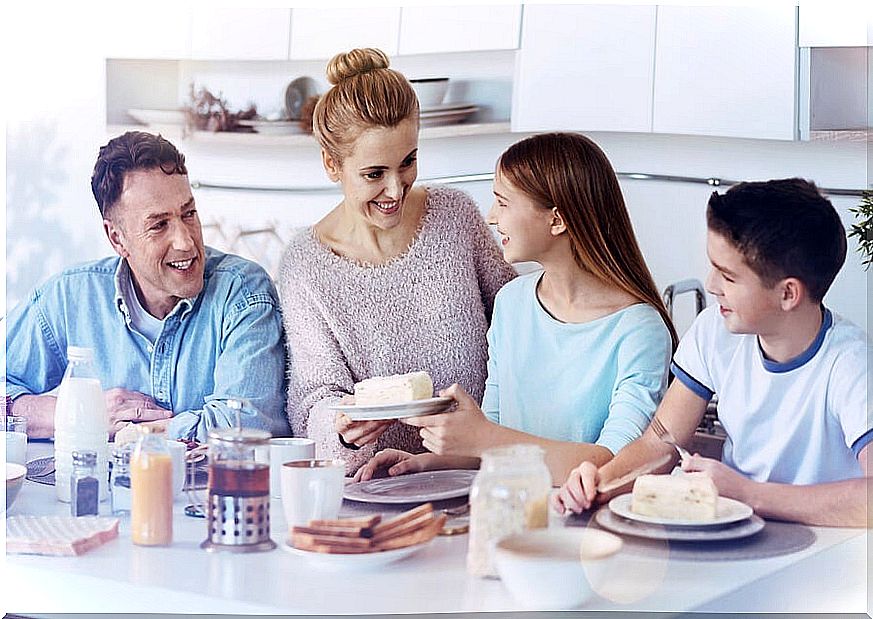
420,103,479,127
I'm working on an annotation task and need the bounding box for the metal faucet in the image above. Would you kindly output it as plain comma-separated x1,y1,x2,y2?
663,278,707,319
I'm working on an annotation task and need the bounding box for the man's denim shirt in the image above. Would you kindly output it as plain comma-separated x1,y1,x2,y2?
3,247,289,441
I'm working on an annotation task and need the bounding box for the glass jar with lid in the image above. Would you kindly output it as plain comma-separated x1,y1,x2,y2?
467,444,551,578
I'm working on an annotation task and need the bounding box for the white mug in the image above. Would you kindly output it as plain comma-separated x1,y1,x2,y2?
164,439,187,498
280,459,345,528
269,438,315,498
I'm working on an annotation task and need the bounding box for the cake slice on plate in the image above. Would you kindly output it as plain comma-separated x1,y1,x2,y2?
354,371,433,406
631,472,718,521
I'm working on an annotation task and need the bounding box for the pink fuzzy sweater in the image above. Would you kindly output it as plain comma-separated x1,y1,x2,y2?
279,185,515,474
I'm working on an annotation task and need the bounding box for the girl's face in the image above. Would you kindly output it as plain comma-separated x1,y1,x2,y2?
324,117,419,230
486,168,557,264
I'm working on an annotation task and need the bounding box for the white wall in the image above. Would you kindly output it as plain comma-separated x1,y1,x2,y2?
5,6,869,338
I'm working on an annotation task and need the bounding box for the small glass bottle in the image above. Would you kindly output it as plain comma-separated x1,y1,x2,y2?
70,450,100,517
110,444,133,516
131,425,174,546
467,444,551,578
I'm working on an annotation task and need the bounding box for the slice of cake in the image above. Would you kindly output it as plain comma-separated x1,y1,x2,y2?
631,472,718,521
354,371,434,406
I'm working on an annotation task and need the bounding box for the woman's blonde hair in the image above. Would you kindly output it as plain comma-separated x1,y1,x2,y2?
498,132,679,350
312,48,419,163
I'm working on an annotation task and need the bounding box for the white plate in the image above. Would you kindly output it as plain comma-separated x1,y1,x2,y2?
331,396,453,421
237,119,305,135
127,108,187,126
344,469,477,504
595,506,765,542
419,106,479,127
280,539,430,570
420,102,477,113
608,493,754,527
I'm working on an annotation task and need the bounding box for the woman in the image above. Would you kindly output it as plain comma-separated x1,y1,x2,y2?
279,48,515,474
356,132,678,483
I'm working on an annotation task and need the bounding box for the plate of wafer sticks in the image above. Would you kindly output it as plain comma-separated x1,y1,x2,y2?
282,503,446,569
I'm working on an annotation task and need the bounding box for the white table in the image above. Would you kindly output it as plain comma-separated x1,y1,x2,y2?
3,444,869,616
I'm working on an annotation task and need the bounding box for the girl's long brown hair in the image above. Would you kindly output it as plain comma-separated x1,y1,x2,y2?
498,132,678,350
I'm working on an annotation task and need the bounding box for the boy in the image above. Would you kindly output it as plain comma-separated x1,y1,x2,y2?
554,178,871,527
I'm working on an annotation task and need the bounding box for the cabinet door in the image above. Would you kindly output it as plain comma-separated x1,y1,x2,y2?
102,7,192,58
289,8,400,59
653,6,797,140
398,5,521,54
512,5,656,133
799,5,872,47
190,9,291,60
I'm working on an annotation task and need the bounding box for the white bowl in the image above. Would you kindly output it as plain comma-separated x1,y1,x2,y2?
495,527,623,610
5,462,27,512
410,78,449,108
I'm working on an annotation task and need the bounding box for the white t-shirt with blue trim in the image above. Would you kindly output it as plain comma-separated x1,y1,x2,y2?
672,305,871,485
482,271,673,456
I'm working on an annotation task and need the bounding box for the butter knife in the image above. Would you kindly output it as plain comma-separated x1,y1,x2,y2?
596,453,672,495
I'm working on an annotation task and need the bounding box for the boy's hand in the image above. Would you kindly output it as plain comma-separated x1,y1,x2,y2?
403,384,491,456
552,461,601,515
681,453,751,502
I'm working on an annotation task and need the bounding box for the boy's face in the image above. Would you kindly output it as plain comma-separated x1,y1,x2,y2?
704,230,784,335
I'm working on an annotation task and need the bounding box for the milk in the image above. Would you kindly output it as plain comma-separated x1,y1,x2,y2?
54,348,110,503
4,431,27,465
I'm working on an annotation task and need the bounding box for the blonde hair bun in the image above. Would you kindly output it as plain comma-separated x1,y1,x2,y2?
326,48,391,85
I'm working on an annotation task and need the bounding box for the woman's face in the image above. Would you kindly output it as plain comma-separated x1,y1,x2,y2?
486,168,556,264
325,117,419,230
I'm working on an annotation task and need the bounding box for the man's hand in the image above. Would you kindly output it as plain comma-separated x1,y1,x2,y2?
335,412,395,449
353,449,438,482
552,461,601,515
403,384,492,456
682,453,752,502
105,388,172,438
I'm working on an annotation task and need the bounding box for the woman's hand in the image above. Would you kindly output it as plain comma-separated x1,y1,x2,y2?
682,453,752,502
335,412,394,449
353,448,440,482
403,384,492,457
552,461,601,515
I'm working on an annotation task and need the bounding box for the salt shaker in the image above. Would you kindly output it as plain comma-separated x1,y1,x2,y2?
110,444,133,516
70,450,100,517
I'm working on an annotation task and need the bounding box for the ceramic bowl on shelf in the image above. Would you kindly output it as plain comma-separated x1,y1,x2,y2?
494,527,623,610
410,78,449,108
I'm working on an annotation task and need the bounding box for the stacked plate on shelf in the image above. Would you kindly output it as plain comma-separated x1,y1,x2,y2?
419,103,479,127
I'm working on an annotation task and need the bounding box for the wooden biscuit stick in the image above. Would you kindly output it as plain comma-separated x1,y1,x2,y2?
370,511,437,543
309,514,382,529
291,537,374,554
371,503,433,538
290,531,374,549
372,514,446,551
292,524,375,538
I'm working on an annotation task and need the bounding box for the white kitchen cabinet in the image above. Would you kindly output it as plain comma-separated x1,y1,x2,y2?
289,8,401,59
652,6,798,140
190,9,291,60
512,4,656,133
398,5,521,55
102,7,192,59
799,5,872,47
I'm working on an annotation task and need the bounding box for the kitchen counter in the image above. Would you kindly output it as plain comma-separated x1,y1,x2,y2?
4,444,869,616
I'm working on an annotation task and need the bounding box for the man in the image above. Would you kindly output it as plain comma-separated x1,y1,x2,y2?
4,131,288,441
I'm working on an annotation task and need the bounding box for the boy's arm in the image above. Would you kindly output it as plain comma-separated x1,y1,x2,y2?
686,446,871,528
554,380,709,513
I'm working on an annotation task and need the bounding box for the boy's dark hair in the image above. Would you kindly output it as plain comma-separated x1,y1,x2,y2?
706,178,846,302
91,131,187,218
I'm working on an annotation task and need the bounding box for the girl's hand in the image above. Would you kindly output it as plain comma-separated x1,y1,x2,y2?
403,384,491,457
353,449,440,482
552,461,601,515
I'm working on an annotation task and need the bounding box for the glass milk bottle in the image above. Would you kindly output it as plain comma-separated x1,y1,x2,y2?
54,346,109,502
467,445,551,578
131,425,173,546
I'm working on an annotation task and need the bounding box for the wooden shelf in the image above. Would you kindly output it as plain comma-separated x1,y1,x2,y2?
106,121,511,147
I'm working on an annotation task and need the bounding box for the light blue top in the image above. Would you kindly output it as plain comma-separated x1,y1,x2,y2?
481,271,672,455
3,247,288,441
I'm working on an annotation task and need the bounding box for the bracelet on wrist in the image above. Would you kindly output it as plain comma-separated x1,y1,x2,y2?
337,433,361,451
